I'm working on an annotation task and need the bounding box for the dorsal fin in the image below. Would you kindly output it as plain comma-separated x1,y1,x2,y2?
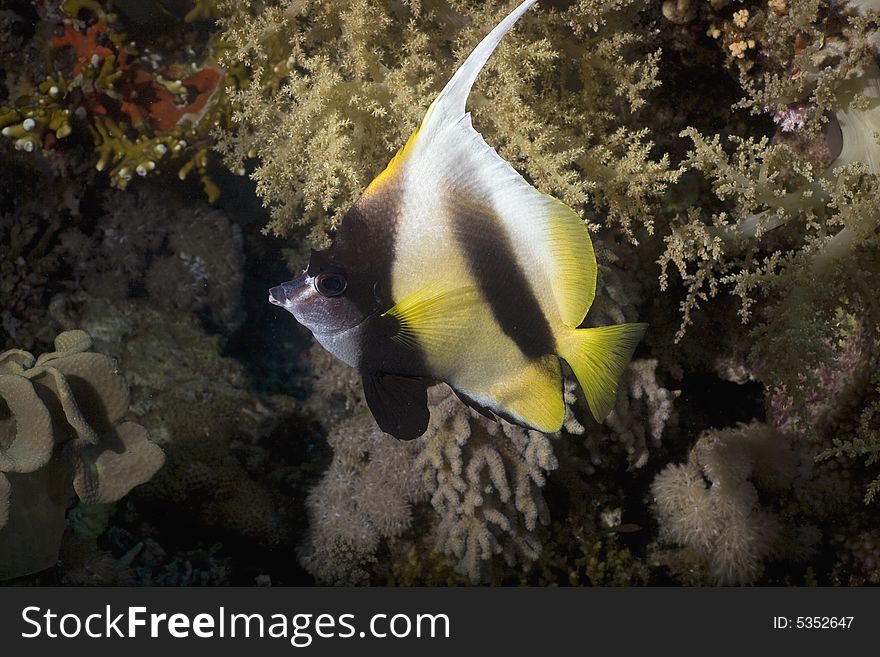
364,0,538,195
391,0,596,329
422,0,538,131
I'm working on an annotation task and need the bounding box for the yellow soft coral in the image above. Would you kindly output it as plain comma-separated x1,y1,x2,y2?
215,0,678,245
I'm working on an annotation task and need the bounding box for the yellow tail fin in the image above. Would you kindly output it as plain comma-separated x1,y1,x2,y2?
559,323,648,423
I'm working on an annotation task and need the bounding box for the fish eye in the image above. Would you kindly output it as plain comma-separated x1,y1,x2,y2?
314,272,347,297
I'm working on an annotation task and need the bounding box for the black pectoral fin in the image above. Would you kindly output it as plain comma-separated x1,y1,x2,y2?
362,373,430,440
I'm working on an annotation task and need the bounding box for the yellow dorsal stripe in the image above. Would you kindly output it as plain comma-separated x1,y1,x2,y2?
364,124,422,195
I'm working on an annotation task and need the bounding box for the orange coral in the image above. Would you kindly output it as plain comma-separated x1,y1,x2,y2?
51,22,113,76
147,68,222,132
52,19,221,133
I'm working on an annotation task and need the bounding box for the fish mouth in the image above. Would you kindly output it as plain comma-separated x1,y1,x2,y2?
268,288,285,306
268,278,305,306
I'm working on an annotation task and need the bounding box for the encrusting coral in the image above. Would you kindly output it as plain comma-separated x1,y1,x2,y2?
0,329,164,580
0,0,239,201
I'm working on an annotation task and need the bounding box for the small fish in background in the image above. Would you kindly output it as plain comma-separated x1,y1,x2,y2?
270,0,647,440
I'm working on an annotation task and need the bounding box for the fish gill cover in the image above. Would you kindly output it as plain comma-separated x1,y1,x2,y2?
0,0,878,586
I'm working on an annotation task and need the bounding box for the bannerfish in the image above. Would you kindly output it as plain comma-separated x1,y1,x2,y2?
269,0,647,440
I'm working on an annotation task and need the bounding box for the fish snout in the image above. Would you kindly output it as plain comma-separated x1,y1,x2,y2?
269,277,308,307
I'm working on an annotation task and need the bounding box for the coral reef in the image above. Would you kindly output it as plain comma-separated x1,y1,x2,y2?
0,329,163,580
0,138,93,351
3,0,880,589
75,187,245,334
1,178,245,349
512,523,649,586
651,324,880,586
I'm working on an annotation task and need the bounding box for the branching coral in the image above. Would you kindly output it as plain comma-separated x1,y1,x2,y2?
517,522,649,586
416,386,563,583
659,124,880,420
658,1,880,369
216,0,678,245
590,358,679,471
0,329,163,580
652,1,880,406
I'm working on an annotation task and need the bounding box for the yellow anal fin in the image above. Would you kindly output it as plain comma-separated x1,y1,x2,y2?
559,323,648,423
382,283,480,352
482,355,565,433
